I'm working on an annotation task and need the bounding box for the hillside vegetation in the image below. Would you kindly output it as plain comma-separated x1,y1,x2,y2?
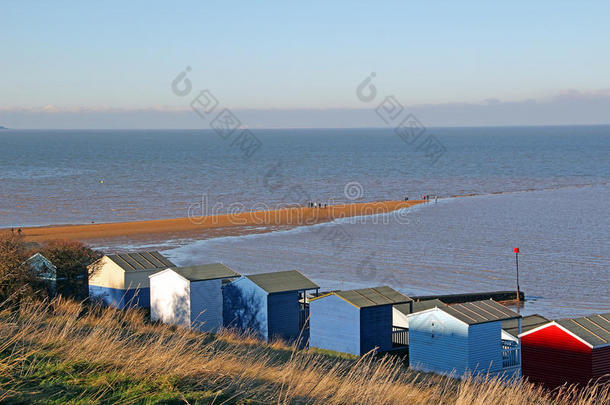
0,298,608,404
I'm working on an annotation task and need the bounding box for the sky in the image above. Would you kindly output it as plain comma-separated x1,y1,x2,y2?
2,1,610,128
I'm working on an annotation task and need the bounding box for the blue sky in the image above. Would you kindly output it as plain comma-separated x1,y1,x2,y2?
2,1,610,128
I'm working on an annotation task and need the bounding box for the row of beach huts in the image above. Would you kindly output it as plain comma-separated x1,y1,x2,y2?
29,250,610,388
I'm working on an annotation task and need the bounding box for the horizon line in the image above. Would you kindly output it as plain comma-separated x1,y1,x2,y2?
3,123,610,131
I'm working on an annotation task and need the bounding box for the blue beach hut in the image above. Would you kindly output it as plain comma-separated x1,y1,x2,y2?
408,299,522,379
222,270,319,342
309,286,412,356
88,251,175,309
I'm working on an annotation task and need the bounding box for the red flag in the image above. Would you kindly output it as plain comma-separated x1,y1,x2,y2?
514,247,520,254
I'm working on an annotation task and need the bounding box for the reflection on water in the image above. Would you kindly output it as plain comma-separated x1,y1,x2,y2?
164,185,610,319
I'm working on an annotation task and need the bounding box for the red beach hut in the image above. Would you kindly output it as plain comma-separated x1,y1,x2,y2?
519,313,610,388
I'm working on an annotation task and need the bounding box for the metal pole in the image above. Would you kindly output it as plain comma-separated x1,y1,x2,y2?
515,251,520,311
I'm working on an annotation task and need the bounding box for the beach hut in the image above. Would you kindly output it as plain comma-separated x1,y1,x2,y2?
408,299,522,379
309,286,412,356
25,252,89,297
222,270,319,342
25,253,58,294
392,299,447,348
519,313,610,388
88,251,175,308
149,263,240,332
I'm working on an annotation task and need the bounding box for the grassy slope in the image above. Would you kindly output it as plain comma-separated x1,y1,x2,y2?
0,298,607,404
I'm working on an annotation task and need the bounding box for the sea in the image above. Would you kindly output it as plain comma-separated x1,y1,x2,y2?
1,126,608,318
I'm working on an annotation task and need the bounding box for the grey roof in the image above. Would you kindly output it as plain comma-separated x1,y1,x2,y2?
440,299,521,325
25,253,57,271
414,299,447,312
395,299,447,316
107,251,174,272
246,270,319,294
556,313,610,348
320,286,412,308
25,253,57,279
502,314,549,337
171,263,240,281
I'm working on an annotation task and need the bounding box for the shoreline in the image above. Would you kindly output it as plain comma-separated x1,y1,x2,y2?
13,200,425,245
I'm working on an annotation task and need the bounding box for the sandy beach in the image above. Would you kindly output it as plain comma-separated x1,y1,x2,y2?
14,200,423,245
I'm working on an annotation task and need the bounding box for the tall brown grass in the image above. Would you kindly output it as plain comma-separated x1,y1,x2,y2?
0,297,608,404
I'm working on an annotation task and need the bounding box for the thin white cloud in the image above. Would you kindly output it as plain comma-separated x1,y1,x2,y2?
1,89,610,128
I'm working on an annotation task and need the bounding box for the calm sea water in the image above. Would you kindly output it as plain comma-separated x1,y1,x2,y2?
163,186,609,318
1,127,608,318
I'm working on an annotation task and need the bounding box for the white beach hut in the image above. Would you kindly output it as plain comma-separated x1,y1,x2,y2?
149,263,240,332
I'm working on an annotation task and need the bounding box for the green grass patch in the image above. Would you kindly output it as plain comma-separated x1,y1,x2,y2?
308,346,360,360
0,352,236,404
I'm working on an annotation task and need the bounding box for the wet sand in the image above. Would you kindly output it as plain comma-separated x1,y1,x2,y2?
14,200,424,245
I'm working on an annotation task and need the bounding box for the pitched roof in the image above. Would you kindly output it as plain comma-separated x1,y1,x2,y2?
107,251,174,272
25,253,57,271
502,314,549,337
315,286,412,308
439,299,521,325
395,298,447,316
246,270,319,294
555,313,610,348
25,253,57,278
171,263,240,281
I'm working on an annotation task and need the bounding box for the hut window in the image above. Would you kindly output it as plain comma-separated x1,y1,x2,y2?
429,319,444,337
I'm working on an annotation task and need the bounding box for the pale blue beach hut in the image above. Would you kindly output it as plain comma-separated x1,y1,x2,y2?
408,299,522,379
309,286,412,356
222,270,319,342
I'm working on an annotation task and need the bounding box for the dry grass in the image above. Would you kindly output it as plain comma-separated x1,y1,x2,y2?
0,297,608,404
